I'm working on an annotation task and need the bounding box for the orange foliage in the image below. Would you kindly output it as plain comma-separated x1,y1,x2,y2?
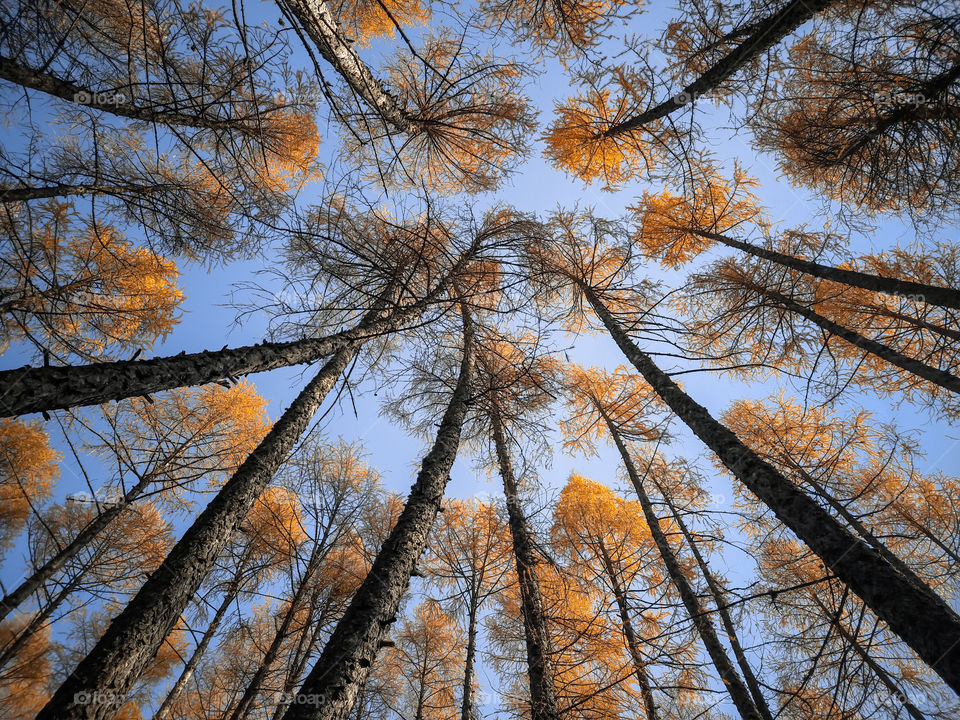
0,418,59,551
333,0,431,46
0,615,51,717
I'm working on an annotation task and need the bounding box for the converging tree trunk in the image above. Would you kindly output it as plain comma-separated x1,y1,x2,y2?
601,0,836,137
490,408,561,720
582,282,960,694
603,416,764,720
36,344,359,720
282,307,476,720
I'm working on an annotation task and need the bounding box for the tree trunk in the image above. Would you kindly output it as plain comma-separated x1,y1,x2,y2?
757,285,960,395
582,283,960,694
654,491,773,720
490,408,561,720
809,593,927,720
693,228,960,311
604,417,764,720
595,541,659,720
0,475,152,624
601,0,835,137
275,0,416,133
36,345,359,720
460,592,480,720
0,55,256,133
0,272,452,418
153,576,245,720
281,307,476,720
0,183,174,203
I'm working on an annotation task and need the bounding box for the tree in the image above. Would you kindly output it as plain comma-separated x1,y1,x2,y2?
0,417,58,555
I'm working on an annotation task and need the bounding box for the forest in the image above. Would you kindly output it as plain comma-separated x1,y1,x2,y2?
0,0,959,718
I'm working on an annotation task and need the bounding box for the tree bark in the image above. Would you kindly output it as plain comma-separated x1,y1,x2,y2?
692,228,960,311
0,269,456,418
153,576,244,720
460,591,480,720
582,283,960,694
604,417,764,720
282,307,476,720
0,183,174,203
0,55,258,133
595,541,659,720
490,408,561,720
276,0,416,133
654,492,773,720
757,285,960,395
36,345,359,720
601,0,836,137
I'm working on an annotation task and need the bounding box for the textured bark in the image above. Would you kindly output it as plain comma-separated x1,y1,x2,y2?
282,308,476,720
605,418,763,720
0,55,256,132
153,578,243,720
759,286,960,395
36,345,358,720
0,474,153,624
602,0,835,136
809,593,927,720
0,282,441,418
491,409,561,720
460,593,480,720
595,542,659,720
656,493,773,720
582,283,960,694
0,183,174,202
276,0,415,132
694,228,960,311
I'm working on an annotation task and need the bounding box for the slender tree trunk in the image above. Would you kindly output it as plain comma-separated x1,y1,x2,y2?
603,417,764,720
460,591,480,720
0,475,152,623
229,546,326,720
275,0,416,132
808,593,927,720
757,285,960,394
270,592,333,720
154,577,244,720
0,576,80,669
691,228,960,311
654,493,773,720
282,307,476,720
36,345,359,720
595,541,659,720
0,55,256,133
490,408,561,720
581,283,960,693
0,183,174,202
0,265,461,418
601,0,835,137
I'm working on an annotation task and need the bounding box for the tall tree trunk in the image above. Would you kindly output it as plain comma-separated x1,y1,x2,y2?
490,408,561,720
460,591,480,720
275,0,416,132
808,593,927,720
0,475,154,624
603,417,764,720
595,541,659,720
654,491,773,720
581,283,960,694
0,55,256,133
690,228,960,311
0,183,174,203
36,345,359,720
154,574,246,720
282,307,476,720
601,0,836,137
757,285,960,394
0,259,466,418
